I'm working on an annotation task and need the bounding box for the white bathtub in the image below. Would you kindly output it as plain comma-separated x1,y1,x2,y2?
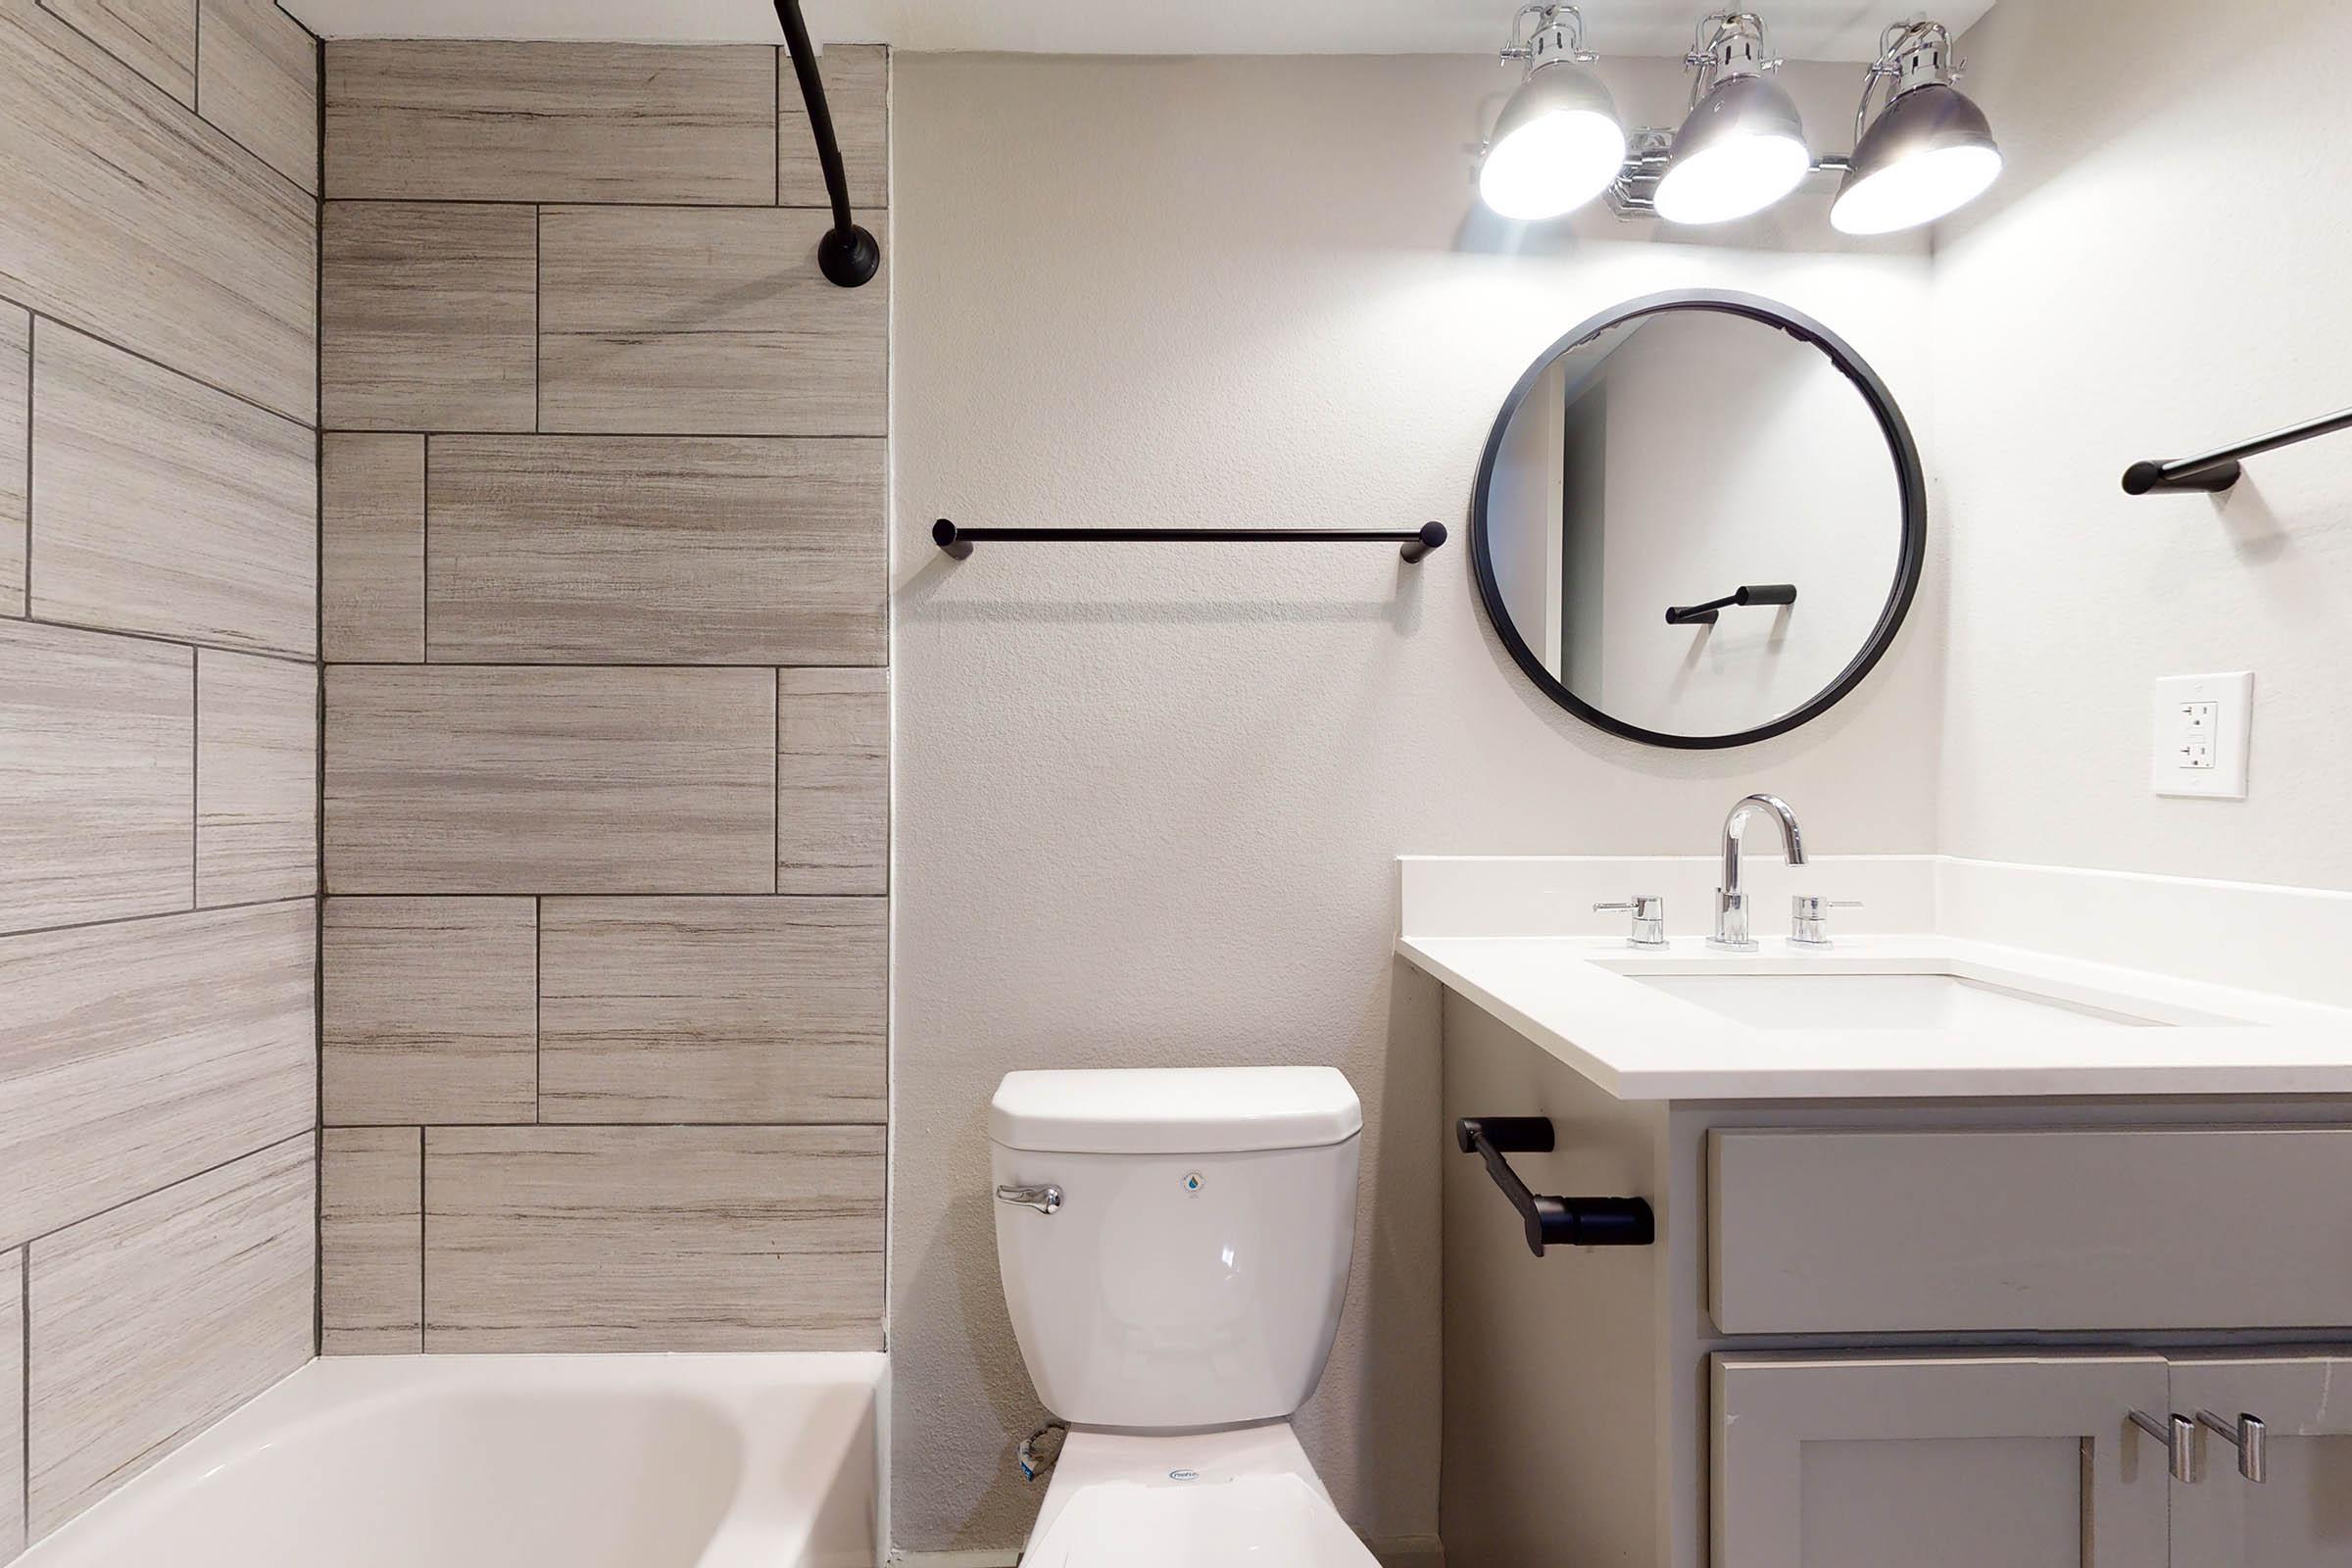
18,1353,887,1568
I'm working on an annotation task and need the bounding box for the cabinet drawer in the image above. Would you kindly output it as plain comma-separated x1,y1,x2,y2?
1708,1127,2352,1334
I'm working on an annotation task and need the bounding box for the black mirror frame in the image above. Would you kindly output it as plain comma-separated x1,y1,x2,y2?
1469,288,1928,751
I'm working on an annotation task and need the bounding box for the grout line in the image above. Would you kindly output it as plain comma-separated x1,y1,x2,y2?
324,659,888,670
190,648,202,906
314,33,327,1360
190,0,200,113
19,1241,28,1535
317,430,886,444
0,893,311,945
16,1128,315,1250
21,309,310,432
23,315,34,618
419,435,429,657
317,891,886,901
531,896,542,1124
415,1125,425,1350
773,46,782,207
773,669,782,894
18,612,318,666
530,208,541,436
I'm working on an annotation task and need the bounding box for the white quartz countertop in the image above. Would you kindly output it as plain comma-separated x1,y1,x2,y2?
1396,932,2352,1101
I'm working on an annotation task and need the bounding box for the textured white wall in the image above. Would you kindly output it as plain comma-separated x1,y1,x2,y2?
1936,0,2352,887
890,52,1938,1554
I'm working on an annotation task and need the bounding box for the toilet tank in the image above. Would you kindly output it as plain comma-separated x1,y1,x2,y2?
990,1067,1362,1430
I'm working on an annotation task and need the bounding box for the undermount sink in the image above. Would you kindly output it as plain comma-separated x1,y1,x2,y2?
1626,970,2175,1030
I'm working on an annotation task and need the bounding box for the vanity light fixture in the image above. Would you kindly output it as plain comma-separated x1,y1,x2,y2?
1478,5,1628,220
1652,12,1811,225
1474,6,1998,236
1831,20,2002,234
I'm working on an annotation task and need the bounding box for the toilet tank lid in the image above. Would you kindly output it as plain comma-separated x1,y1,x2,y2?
989,1067,1362,1154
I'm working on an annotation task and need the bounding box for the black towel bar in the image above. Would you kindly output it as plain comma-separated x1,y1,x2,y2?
1455,1117,1655,1256
2124,405,2352,495
932,518,1447,563
1665,583,1797,626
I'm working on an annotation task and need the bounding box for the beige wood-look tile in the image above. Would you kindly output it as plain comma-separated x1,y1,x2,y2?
322,1127,421,1354
321,202,535,432
40,0,195,106
30,323,316,658
538,206,888,436
779,44,886,211
324,40,774,204
27,1136,312,1533
322,432,424,662
0,6,316,422
196,650,318,906
197,0,319,194
0,620,192,934
325,665,778,894
321,897,535,1125
2,305,25,615
424,1125,884,1351
778,668,887,895
1,1248,20,1559
426,436,885,664
0,901,313,1248
539,898,885,1124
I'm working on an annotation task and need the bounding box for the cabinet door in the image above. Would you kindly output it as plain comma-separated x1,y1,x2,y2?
2170,1354,2352,1568
1713,1352,2172,1568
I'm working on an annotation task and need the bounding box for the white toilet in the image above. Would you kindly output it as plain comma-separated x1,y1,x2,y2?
990,1065,1376,1566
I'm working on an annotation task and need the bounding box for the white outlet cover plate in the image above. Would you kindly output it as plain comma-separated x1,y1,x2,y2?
2151,671,2253,799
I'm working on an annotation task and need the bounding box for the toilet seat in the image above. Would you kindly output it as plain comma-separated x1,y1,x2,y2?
1020,1423,1377,1567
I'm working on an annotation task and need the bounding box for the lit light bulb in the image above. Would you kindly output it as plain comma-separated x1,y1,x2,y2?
1479,64,1628,220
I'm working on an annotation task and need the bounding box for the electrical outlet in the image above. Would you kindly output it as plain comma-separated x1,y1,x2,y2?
2151,673,2252,799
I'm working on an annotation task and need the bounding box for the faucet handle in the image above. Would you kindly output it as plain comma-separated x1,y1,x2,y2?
1593,895,1667,948
1789,895,1862,948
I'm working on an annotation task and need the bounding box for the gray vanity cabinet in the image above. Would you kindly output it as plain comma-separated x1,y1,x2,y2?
1435,989,2352,1568
2169,1354,2352,1568
1711,1352,2170,1568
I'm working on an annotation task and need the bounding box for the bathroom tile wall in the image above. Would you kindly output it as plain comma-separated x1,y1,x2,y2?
0,0,320,1552
314,39,891,1355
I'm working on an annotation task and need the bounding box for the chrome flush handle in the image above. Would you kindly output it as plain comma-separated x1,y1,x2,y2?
995,1183,1062,1215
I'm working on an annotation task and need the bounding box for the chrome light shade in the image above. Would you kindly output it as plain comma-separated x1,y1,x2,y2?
1480,63,1629,220
1831,79,2001,234
1653,73,1810,225
1479,6,1627,220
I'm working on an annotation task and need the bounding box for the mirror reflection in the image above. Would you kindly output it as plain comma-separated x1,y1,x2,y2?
1477,300,1917,746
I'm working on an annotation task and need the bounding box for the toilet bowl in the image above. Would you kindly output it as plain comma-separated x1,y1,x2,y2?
989,1066,1375,1565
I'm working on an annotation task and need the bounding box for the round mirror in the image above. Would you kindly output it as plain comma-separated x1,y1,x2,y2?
1471,290,1925,750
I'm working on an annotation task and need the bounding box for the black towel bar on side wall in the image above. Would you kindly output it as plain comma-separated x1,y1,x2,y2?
1456,1117,1655,1256
932,518,1448,563
2124,404,2352,495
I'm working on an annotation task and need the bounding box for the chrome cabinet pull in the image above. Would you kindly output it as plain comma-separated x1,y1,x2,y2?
2131,1409,2195,1483
2196,1410,2267,1483
995,1183,1062,1215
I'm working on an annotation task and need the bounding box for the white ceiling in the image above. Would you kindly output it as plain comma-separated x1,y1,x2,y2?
279,0,1996,63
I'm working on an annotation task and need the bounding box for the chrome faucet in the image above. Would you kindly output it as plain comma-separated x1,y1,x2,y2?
1711,794,1806,951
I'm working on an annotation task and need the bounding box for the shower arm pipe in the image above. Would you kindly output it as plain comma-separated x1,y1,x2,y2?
774,0,881,288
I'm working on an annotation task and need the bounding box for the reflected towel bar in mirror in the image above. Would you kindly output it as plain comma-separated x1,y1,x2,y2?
1665,583,1798,626
2123,405,2352,495
933,518,1448,562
